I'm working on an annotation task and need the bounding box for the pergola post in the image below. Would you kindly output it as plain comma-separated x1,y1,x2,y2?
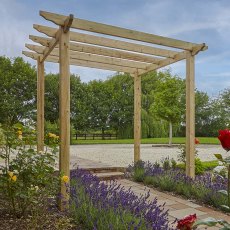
59,26,70,210
37,59,44,152
186,51,195,178
134,73,141,162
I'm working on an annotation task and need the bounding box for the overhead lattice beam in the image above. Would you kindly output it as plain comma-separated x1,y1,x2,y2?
33,24,178,58
29,35,162,63
25,44,153,70
40,10,207,51
22,51,139,74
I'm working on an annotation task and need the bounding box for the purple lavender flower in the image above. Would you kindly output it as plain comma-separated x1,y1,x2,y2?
70,168,173,230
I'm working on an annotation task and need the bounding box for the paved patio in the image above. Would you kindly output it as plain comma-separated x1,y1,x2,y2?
73,157,230,230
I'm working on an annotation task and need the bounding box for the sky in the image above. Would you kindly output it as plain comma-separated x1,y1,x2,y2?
0,0,230,97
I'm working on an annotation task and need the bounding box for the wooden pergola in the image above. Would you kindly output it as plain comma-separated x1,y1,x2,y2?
23,10,207,209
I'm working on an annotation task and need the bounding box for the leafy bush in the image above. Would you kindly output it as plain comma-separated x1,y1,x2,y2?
70,169,172,230
195,158,205,175
0,126,59,220
162,157,171,171
133,167,145,182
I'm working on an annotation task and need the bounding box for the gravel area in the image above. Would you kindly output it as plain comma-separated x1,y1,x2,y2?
70,144,228,167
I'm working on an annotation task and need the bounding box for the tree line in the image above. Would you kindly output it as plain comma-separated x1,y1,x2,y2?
0,56,229,138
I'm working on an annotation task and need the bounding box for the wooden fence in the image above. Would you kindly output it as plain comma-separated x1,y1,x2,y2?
75,133,117,140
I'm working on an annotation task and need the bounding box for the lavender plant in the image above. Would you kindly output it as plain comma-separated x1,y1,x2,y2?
70,168,172,230
128,161,228,210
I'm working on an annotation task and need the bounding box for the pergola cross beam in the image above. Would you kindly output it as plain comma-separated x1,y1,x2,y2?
33,24,179,58
22,10,208,211
28,36,163,64
40,11,207,51
25,44,155,70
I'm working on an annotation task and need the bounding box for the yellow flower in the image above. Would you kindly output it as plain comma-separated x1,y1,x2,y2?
11,175,17,182
61,175,69,183
48,133,57,138
8,171,17,182
8,171,14,177
17,130,22,135
18,134,23,140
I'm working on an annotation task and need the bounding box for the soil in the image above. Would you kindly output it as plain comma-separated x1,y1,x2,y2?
0,200,79,230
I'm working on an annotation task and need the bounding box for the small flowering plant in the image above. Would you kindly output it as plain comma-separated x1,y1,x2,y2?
178,214,230,229
177,214,197,230
0,124,59,217
213,129,230,211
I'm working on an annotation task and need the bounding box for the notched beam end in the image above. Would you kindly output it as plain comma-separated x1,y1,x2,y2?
63,14,74,33
22,51,38,60
191,43,208,55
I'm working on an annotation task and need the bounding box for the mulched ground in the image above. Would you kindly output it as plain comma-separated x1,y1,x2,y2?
0,200,79,230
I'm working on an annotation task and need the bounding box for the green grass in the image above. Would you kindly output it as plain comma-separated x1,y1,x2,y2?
71,137,219,145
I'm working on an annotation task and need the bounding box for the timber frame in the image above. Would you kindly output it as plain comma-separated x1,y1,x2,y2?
23,10,207,210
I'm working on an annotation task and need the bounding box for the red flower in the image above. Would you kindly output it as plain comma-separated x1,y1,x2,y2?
177,214,197,230
195,138,200,144
218,129,230,152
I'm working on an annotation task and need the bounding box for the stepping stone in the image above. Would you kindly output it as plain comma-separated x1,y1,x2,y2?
93,171,124,181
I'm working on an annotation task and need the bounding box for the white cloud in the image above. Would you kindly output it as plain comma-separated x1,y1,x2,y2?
0,0,229,95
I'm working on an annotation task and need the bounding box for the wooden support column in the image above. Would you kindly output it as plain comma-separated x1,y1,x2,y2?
134,73,141,162
59,26,70,210
186,51,195,178
37,59,44,152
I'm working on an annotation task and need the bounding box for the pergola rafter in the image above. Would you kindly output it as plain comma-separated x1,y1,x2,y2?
22,10,208,210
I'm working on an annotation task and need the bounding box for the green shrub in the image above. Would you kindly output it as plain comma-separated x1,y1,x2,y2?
144,176,160,188
161,157,177,170
158,175,175,192
195,158,205,175
162,157,170,171
0,126,59,219
175,183,192,198
202,160,219,171
133,168,145,182
171,158,177,169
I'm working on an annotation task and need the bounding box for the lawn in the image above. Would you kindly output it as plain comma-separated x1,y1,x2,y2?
71,137,219,145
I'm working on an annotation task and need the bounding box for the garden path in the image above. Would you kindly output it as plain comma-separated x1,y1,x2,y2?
73,157,230,230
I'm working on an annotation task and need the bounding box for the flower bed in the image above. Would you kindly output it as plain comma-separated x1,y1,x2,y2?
127,161,228,210
70,168,173,230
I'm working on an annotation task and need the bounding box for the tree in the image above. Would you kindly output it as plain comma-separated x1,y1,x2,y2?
0,56,36,125
150,70,185,145
219,88,230,127
195,90,211,136
87,79,114,138
106,73,134,138
70,75,90,131
45,74,59,122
